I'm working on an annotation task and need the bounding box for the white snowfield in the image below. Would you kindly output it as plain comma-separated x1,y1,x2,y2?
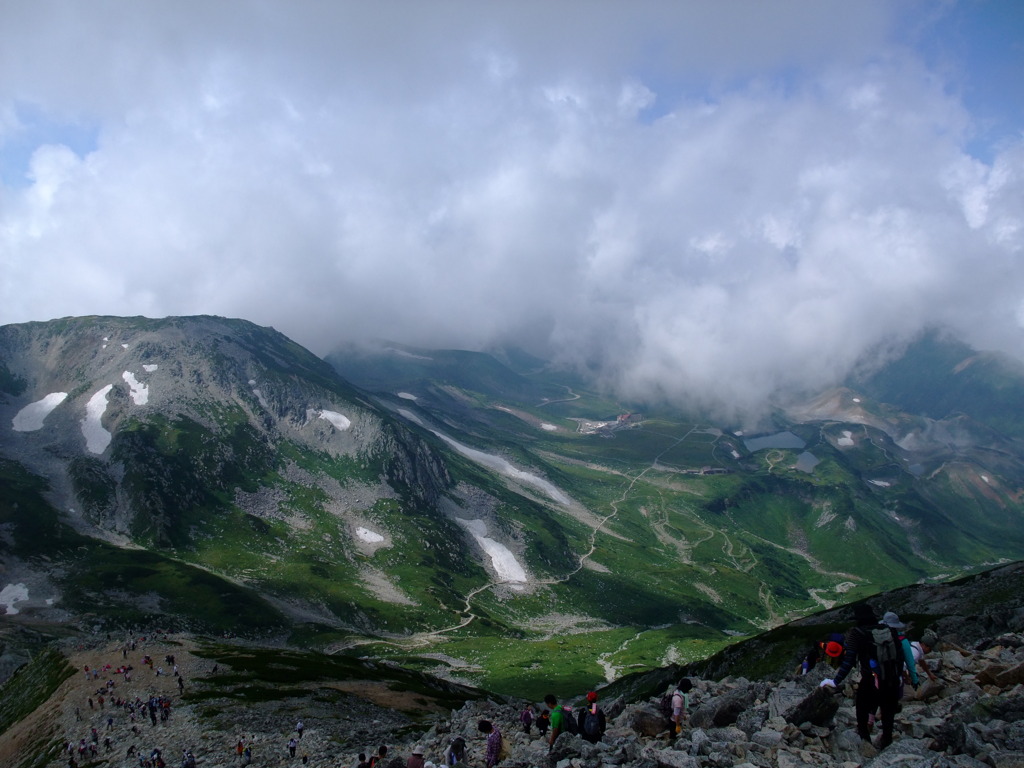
397,408,423,426
457,518,528,588
10,333,160,450
318,410,352,430
0,583,29,615
249,381,270,410
12,392,67,431
82,384,114,454
395,407,570,505
397,392,417,401
438,433,571,505
356,526,384,543
122,371,149,405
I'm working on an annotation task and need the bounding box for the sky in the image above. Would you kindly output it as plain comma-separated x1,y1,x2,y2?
1,1,1023,422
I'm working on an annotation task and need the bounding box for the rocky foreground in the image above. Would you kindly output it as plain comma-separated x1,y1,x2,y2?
4,619,1024,768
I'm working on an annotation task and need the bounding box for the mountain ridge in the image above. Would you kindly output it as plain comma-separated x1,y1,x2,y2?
2,315,1024,699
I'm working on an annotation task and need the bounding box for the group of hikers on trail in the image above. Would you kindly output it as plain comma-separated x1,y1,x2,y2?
813,605,939,750
354,690,610,768
537,690,608,750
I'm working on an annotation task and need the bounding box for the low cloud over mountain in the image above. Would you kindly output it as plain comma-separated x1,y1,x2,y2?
2,2,1023,421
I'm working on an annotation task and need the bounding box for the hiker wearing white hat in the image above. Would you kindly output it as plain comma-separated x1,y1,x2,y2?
407,746,426,768
910,629,939,682
882,612,920,696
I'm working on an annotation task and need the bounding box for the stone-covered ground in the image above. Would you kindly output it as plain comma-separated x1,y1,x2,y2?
4,622,1024,768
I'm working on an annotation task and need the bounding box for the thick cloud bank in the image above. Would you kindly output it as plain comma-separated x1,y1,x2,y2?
1,2,1022,421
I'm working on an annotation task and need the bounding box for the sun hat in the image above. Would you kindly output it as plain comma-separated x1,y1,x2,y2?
881,611,907,629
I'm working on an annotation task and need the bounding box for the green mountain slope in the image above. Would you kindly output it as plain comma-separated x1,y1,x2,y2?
2,317,1023,699
854,329,1024,440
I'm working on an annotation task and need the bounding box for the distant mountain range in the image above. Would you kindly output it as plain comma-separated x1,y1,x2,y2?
2,316,1023,697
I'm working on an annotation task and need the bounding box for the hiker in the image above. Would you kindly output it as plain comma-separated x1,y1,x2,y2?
520,702,534,734
543,694,574,749
369,745,388,767
288,737,298,757
823,632,845,667
910,629,939,683
821,604,909,750
356,753,370,768
478,719,503,768
407,745,426,768
880,611,920,696
671,679,692,734
797,644,820,676
577,691,606,743
536,709,550,737
296,719,304,738
445,736,466,766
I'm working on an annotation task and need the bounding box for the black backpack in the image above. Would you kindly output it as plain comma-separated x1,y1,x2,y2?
560,705,579,735
867,626,902,684
658,693,673,717
582,707,602,739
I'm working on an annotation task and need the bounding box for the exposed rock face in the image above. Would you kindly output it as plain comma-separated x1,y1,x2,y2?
0,316,477,631
0,316,450,540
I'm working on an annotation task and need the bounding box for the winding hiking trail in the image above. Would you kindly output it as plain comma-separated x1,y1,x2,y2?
329,418,859,679
328,426,694,656
535,386,581,407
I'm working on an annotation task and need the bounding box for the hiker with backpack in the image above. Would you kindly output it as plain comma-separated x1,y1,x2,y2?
478,720,504,768
536,709,550,737
445,737,466,766
406,745,426,768
542,694,576,750
670,679,692,734
369,745,388,768
796,644,820,676
519,703,534,734
880,611,920,697
577,691,606,743
910,629,939,684
822,632,845,667
820,604,909,750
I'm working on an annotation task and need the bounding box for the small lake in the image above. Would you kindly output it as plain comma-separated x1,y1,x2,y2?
795,452,820,473
743,430,806,452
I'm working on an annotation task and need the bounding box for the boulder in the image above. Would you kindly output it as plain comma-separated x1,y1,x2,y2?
977,663,1010,686
750,729,783,749
995,662,1024,689
690,687,760,729
988,751,1024,768
734,703,769,736
780,687,839,727
628,705,670,737
643,748,702,768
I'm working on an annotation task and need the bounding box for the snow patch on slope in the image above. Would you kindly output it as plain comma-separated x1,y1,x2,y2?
12,392,67,431
457,518,528,589
82,385,114,453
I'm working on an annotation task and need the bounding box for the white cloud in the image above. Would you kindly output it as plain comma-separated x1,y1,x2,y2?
1,1,1022,423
